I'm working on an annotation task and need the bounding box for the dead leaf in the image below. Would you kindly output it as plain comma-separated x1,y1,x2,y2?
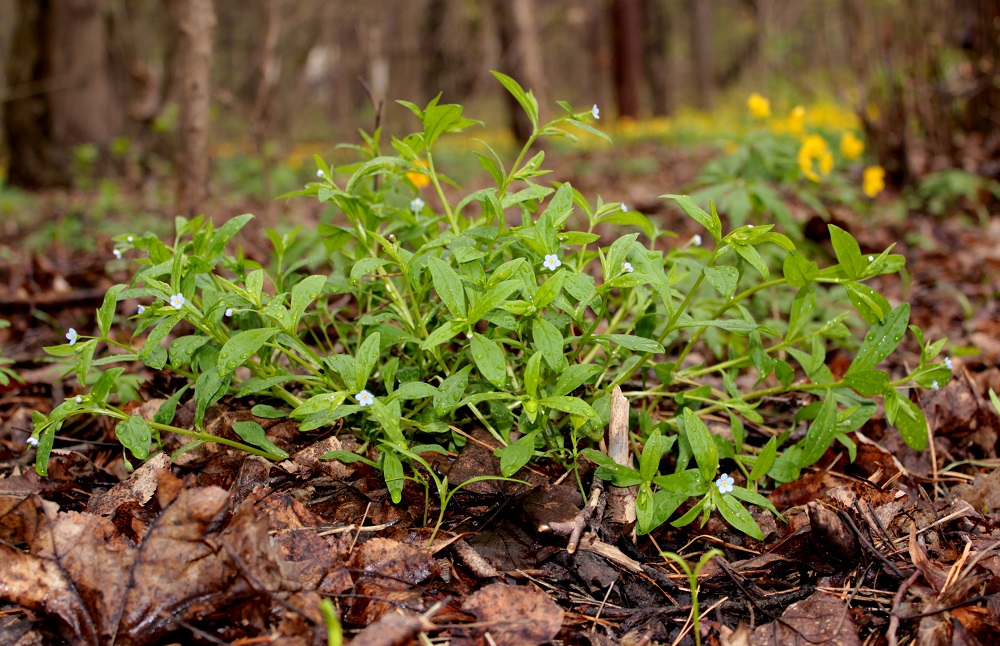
751,592,860,645
457,582,564,646
87,452,170,516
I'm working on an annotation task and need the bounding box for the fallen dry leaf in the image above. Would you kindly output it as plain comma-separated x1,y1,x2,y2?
457,582,564,646
751,592,860,646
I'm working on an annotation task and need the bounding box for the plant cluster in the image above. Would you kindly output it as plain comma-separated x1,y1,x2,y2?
690,92,887,231
30,75,948,540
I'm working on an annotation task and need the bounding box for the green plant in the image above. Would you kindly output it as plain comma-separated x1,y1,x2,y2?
661,548,724,646
0,319,23,386
31,74,947,540
908,168,1000,226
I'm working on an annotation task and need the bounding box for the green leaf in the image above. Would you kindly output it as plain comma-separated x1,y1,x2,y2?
232,421,289,459
532,317,567,371
894,395,928,451
683,409,718,482
154,384,190,426
782,251,818,287
389,381,437,401
704,266,739,298
596,333,664,353
662,195,722,242
139,313,184,364
844,369,889,396
800,395,837,466
115,415,153,461
606,234,640,281
787,283,816,339
550,363,601,397
500,429,539,477
639,430,667,483
76,340,96,388
729,486,780,516
97,284,126,337
524,352,542,399
250,404,286,419
846,282,891,325
289,275,327,328
471,333,507,388
596,211,655,240
675,319,756,334
653,469,708,496
434,365,472,417
427,256,467,319
217,328,279,372
421,320,463,350
748,437,778,482
715,491,764,540
829,224,866,279
539,396,598,420
194,366,232,427
206,214,254,261
355,331,381,391
533,269,566,310
351,257,391,282
320,450,380,468
170,335,210,367
91,368,125,403
848,304,910,374
731,243,769,280
491,71,538,130
468,279,521,322
291,392,347,418
382,451,405,504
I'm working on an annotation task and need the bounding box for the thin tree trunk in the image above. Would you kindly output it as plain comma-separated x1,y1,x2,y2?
493,0,547,142
171,0,215,217
3,0,123,188
611,0,643,119
691,0,714,109
643,0,672,116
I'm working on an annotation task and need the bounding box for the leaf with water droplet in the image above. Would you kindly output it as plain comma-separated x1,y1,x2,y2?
471,333,506,388
216,327,280,371
847,304,910,375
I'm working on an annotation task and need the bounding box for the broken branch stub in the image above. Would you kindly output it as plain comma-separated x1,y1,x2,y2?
606,386,637,526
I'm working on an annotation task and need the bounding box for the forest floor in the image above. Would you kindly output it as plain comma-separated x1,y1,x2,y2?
1,142,1000,645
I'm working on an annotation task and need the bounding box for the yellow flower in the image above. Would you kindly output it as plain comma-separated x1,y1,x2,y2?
788,106,805,134
862,165,885,198
798,135,832,182
406,159,431,188
747,92,771,120
840,132,864,160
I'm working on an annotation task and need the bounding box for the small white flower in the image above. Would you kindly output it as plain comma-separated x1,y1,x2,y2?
137,305,145,314
621,203,628,212
75,396,82,404
542,254,562,271
622,261,634,273
692,234,702,247
26,436,39,447
747,224,754,229
410,197,425,212
355,390,375,407
715,473,735,494
66,328,78,346
225,308,234,317
316,169,325,178
591,104,600,120
169,293,185,309
113,249,122,260
945,357,953,371
932,380,940,391
127,235,134,243
465,332,473,339
868,255,874,262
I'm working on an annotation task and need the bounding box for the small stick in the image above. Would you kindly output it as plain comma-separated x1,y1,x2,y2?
606,386,637,530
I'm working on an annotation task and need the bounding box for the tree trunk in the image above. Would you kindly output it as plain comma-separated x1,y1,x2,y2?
610,0,643,119
3,0,123,189
493,0,547,142
643,0,672,116
690,0,714,109
170,0,215,218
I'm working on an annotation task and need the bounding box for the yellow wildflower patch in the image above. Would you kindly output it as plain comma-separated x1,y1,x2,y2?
747,92,771,120
798,135,833,182
788,106,805,135
863,165,885,198
840,132,864,160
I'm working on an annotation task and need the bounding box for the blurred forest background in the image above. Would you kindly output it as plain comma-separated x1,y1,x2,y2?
1,0,999,212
